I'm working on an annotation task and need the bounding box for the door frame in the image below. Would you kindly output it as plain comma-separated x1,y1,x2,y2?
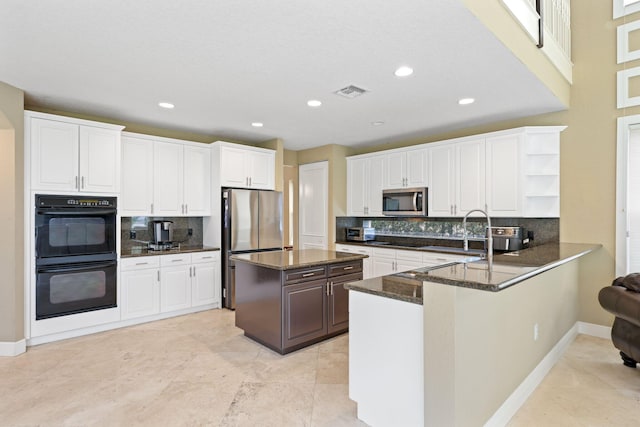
298,161,328,250
616,114,640,275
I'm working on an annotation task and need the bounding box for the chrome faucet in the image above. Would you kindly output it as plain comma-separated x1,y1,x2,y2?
462,209,493,270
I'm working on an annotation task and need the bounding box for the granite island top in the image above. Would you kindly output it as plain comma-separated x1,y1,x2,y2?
121,245,220,258
231,249,367,270
344,242,601,305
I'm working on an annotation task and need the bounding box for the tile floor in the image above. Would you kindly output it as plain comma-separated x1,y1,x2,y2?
0,309,638,426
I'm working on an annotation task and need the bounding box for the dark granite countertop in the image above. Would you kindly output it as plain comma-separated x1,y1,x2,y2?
231,249,367,270
121,245,220,258
344,242,601,304
336,240,487,257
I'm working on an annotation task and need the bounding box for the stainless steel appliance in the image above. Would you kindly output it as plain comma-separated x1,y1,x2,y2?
34,194,117,320
222,188,283,309
382,187,428,216
152,220,174,243
489,226,528,252
346,227,375,241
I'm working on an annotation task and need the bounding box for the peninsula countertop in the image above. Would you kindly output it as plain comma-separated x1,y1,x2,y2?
231,249,368,270
344,242,601,304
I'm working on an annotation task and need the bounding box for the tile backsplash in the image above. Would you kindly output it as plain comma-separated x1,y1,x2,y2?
336,216,559,247
121,216,204,251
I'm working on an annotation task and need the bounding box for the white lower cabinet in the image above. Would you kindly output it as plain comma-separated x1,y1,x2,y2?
160,254,192,312
120,256,161,320
372,248,423,277
120,251,220,321
191,251,220,306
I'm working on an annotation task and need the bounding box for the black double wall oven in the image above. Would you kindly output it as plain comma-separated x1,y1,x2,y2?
35,194,117,320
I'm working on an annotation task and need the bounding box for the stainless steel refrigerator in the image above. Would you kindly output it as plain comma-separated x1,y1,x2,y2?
222,188,283,309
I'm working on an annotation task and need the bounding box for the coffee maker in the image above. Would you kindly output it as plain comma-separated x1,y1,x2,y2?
149,220,174,250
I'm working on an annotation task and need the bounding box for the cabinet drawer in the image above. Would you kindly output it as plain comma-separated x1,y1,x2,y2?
395,249,423,262
120,256,160,271
284,266,327,284
191,251,219,264
372,247,396,259
160,253,192,266
328,260,362,278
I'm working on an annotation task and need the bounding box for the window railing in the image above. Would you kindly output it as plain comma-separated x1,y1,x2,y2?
502,0,572,82
542,0,571,60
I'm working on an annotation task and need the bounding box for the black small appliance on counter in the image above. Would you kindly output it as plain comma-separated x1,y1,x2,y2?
488,226,529,252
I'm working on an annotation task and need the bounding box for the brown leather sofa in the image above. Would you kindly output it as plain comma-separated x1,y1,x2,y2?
598,274,640,368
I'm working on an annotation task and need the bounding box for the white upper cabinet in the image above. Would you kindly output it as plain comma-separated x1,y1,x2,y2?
485,127,564,218
28,113,123,193
429,144,456,217
183,145,212,216
429,139,485,217
347,154,385,216
121,136,154,216
486,133,522,217
384,148,427,189
153,141,184,216
216,143,275,190
121,133,211,217
456,138,486,216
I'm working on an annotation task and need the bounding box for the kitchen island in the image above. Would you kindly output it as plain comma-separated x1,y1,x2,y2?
346,242,601,427
231,249,367,354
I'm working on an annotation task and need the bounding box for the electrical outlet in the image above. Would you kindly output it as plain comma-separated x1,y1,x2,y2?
129,230,136,239
533,323,539,341
188,228,193,236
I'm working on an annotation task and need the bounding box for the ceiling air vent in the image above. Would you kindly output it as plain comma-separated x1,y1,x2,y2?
334,85,368,99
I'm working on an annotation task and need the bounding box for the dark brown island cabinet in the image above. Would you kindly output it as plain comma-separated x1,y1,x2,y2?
233,250,365,354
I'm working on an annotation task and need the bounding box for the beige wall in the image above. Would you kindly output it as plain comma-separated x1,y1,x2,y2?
0,82,25,343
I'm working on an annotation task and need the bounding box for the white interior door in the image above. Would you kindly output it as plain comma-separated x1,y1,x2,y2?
299,161,328,250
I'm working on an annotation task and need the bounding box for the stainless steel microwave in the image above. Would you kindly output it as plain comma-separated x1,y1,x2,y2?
382,187,428,216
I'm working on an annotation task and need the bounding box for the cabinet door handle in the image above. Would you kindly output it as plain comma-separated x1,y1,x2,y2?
302,272,315,277
150,203,154,214
343,266,353,270
185,204,188,214
450,205,454,215
330,282,334,295
249,177,252,187
81,176,85,189
157,270,160,281
245,177,249,186
193,266,196,276
326,282,330,296
75,176,79,189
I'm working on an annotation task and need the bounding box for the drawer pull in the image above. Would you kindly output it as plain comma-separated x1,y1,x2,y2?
200,256,213,260
172,259,184,262
302,272,315,277
135,262,148,266
343,266,354,270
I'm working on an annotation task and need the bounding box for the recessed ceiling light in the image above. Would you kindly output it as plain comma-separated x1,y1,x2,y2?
458,98,475,105
371,121,385,126
251,122,264,127
307,100,322,107
394,66,414,77
158,102,175,109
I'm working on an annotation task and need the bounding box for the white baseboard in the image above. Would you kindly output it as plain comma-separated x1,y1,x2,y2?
0,339,26,357
484,323,579,427
577,321,612,339
28,304,218,347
